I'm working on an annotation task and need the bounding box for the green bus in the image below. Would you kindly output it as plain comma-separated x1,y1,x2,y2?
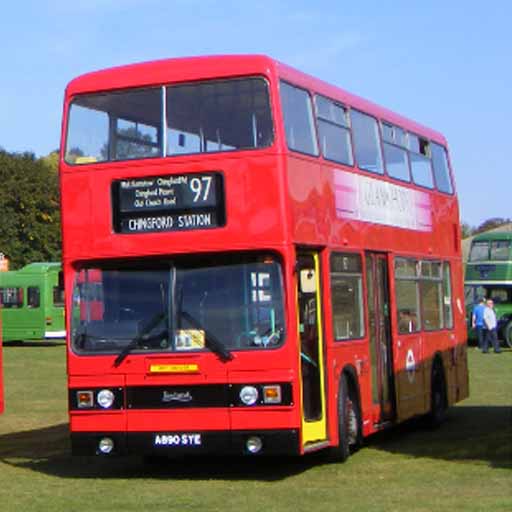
0,262,65,342
465,232,512,347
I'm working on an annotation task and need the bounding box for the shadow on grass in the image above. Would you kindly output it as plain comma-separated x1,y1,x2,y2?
368,404,512,470
0,404,510,480
0,423,315,481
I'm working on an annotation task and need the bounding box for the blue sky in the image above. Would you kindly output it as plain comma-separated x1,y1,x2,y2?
1,0,510,228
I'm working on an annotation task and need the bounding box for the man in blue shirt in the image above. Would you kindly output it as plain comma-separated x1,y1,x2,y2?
471,297,486,350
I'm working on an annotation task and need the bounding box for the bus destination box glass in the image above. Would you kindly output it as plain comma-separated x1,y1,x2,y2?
112,172,225,234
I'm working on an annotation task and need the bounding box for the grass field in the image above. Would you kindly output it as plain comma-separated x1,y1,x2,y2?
0,343,510,512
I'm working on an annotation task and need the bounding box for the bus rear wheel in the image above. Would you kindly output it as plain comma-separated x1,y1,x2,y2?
503,321,512,348
329,374,361,462
426,360,447,428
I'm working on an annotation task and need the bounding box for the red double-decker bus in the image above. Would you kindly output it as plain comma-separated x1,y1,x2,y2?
60,55,468,460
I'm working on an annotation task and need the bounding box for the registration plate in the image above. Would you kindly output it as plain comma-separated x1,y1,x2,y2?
154,433,202,447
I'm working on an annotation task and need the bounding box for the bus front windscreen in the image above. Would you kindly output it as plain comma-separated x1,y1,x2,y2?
71,255,285,355
65,77,273,164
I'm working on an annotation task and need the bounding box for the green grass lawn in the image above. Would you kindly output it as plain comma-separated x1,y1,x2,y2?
0,343,510,512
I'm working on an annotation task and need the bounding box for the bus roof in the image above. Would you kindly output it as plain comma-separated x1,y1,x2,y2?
5,262,61,275
471,231,512,242
65,54,447,146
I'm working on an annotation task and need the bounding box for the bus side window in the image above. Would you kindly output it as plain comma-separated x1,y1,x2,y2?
409,134,434,189
431,143,453,194
27,287,41,308
394,257,421,334
330,252,364,340
351,109,384,174
398,309,416,333
280,81,319,156
0,287,24,309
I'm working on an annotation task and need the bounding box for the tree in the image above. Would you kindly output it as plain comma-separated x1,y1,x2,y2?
39,149,59,173
474,217,512,235
461,222,474,239
100,127,156,161
0,150,61,269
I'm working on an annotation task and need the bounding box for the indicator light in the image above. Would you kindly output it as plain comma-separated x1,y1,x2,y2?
77,390,94,408
263,385,282,404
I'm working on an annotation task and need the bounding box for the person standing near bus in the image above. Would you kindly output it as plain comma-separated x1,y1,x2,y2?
471,297,486,350
482,299,501,353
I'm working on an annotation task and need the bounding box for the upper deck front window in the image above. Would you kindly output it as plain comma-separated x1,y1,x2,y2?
66,88,162,164
469,241,489,261
65,77,273,165
166,79,273,155
490,240,511,261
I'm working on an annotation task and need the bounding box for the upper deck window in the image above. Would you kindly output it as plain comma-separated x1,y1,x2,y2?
166,78,273,155
280,81,318,156
469,241,489,261
408,133,434,189
65,77,273,165
382,122,410,182
315,95,353,166
351,110,384,174
65,88,162,164
431,142,453,194
490,240,511,261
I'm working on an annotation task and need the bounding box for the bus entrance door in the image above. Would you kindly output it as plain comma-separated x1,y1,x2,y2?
297,251,327,448
365,252,395,424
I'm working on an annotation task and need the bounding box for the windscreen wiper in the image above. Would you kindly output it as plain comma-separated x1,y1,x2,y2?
113,312,167,367
180,310,233,362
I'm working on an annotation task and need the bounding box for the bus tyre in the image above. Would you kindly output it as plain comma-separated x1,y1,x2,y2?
329,374,361,462
426,361,447,429
503,321,512,349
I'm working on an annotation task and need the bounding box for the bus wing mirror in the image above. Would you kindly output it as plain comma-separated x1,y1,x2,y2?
300,269,316,294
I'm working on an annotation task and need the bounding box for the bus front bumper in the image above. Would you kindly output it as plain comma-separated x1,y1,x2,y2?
71,429,300,457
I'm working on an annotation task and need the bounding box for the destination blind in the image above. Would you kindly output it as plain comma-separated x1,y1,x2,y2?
112,172,225,234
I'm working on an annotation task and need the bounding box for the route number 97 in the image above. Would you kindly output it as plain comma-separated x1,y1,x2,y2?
190,176,213,203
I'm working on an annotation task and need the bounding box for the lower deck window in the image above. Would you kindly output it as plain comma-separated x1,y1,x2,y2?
395,280,420,333
395,257,453,333
421,280,443,330
0,287,24,308
330,253,364,340
27,287,41,308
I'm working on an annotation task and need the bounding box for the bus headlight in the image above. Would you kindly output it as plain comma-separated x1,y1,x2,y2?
97,389,115,409
240,386,259,405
